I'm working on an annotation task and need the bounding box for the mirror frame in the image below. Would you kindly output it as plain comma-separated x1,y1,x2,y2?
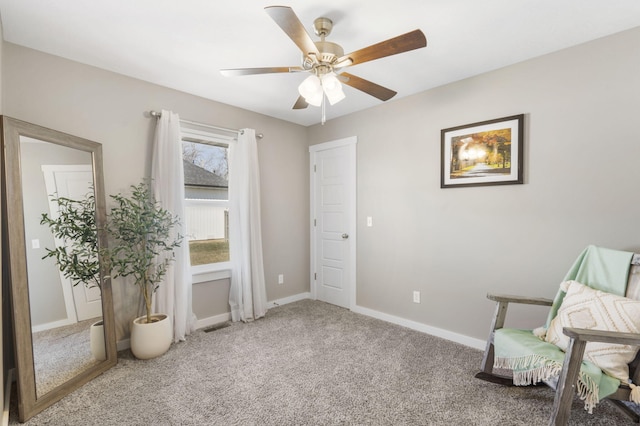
2,116,117,422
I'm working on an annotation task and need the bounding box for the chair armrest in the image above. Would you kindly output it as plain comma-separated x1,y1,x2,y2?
479,293,554,374
562,327,640,346
487,293,553,307
482,294,553,338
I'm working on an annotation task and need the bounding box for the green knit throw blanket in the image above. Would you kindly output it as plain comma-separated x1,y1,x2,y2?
494,328,620,413
494,245,633,413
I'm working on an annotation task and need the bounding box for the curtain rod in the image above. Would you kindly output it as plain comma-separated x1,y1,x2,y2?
149,110,263,139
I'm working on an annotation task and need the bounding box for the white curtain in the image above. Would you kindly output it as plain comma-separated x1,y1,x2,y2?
228,128,268,322
151,109,196,341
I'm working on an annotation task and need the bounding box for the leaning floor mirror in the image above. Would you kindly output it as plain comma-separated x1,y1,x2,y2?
2,116,117,422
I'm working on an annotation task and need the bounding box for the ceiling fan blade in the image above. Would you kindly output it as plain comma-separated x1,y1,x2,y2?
340,72,397,101
292,96,309,110
265,6,320,58
220,66,304,77
335,29,427,68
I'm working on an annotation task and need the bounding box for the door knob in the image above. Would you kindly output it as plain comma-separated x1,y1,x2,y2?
342,233,349,239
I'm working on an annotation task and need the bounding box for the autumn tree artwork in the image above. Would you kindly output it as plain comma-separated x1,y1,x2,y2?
449,128,512,179
441,114,524,188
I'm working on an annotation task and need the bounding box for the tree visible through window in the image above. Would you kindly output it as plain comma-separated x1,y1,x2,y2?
182,135,230,267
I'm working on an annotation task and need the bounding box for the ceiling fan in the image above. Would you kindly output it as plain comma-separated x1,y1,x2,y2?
220,6,427,121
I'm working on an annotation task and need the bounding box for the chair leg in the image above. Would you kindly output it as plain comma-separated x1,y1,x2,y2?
549,338,586,426
475,335,516,386
476,300,516,386
480,334,495,373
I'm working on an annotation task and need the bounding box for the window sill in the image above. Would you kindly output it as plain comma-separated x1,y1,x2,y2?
192,262,231,284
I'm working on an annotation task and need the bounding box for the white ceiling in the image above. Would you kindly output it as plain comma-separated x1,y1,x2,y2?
1,1,639,127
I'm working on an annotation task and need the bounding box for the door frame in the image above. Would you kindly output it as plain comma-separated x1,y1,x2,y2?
309,136,357,310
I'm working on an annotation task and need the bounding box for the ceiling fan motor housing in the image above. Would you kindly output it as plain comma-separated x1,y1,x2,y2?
303,40,345,71
300,16,345,75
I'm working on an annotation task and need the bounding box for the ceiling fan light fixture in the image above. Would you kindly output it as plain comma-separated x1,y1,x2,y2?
325,89,345,106
298,74,323,106
321,72,345,105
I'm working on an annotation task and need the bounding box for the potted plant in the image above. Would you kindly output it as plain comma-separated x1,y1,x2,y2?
104,181,181,359
40,190,106,360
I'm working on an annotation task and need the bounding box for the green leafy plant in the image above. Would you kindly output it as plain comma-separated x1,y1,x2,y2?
40,190,101,292
104,181,181,324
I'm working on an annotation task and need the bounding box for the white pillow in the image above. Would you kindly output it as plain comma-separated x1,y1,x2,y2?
545,280,640,382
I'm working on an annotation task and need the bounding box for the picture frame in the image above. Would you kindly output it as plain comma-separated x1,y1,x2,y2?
441,114,524,188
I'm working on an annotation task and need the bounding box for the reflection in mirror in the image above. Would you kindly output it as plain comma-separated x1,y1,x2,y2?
3,116,116,422
20,138,101,398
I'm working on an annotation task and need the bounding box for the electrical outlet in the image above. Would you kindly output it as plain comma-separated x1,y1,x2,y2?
278,274,284,285
413,291,421,303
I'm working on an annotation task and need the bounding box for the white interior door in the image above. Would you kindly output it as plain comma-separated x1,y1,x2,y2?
42,165,102,322
310,137,356,309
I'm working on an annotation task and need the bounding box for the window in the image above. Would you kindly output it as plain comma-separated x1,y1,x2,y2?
181,125,235,271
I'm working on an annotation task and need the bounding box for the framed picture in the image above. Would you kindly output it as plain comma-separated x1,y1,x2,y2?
441,114,524,188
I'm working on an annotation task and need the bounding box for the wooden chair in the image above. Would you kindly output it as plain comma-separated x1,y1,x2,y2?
476,251,640,425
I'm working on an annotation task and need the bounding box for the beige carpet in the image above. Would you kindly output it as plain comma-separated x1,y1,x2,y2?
11,300,637,425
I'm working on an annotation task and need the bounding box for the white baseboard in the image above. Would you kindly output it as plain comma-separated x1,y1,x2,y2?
268,292,485,350
115,293,485,352
195,312,231,330
193,293,312,329
267,292,312,309
351,305,486,350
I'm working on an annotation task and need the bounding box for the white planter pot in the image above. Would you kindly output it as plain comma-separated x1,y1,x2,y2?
130,313,172,360
90,320,106,361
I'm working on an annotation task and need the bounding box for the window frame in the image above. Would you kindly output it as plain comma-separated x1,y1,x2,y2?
181,124,235,281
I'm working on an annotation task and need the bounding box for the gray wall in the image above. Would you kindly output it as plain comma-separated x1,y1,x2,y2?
3,26,639,347
193,278,230,321
2,43,310,341
308,27,640,341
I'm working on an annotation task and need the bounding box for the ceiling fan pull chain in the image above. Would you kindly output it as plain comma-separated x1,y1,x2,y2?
321,94,326,125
